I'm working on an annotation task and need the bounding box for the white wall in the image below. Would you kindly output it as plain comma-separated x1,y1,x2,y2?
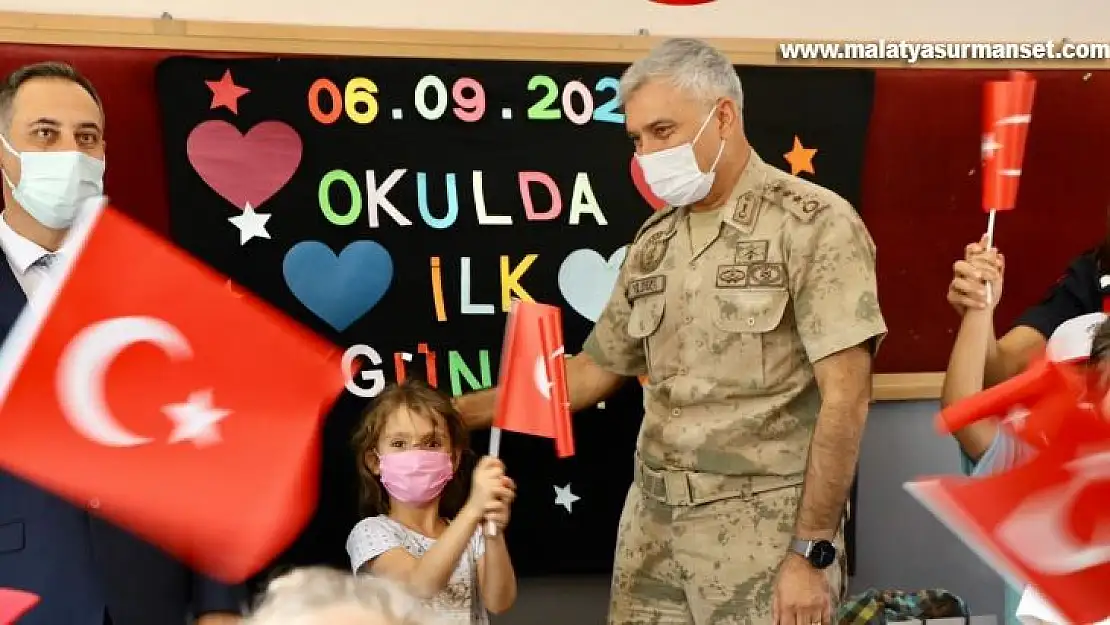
3,0,1106,41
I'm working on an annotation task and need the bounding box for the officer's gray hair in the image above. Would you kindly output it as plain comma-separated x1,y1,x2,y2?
619,38,743,108
244,567,443,625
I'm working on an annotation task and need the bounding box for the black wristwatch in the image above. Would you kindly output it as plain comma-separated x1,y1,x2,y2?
790,538,837,570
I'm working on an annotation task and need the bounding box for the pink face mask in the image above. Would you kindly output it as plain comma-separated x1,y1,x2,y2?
377,450,454,504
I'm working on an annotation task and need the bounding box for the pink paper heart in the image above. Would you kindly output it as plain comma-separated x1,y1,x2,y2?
186,120,302,210
629,155,666,211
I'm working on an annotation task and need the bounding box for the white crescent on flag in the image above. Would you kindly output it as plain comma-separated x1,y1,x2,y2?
531,346,566,400
995,448,1110,575
57,316,193,447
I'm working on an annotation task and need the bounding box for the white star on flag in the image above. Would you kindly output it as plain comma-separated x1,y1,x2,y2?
228,202,271,245
553,483,580,513
163,389,231,447
981,133,1001,161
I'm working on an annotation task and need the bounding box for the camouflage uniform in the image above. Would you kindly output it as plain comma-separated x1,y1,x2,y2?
583,150,887,625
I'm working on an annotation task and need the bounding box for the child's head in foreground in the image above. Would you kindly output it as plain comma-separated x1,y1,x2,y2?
244,566,441,625
351,379,471,517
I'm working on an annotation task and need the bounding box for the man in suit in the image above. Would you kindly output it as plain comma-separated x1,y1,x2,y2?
0,61,246,625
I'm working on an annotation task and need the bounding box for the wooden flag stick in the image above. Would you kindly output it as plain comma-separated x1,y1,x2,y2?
984,209,997,306
485,426,502,537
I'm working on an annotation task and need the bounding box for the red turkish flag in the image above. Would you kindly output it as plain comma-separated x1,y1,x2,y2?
0,588,39,624
982,72,1036,212
0,204,345,583
908,405,1110,625
492,300,574,458
936,355,1090,451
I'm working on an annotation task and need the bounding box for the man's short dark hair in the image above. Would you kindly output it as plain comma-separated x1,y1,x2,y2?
0,61,102,131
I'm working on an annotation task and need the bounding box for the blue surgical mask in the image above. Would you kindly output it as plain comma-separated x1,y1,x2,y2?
0,134,105,229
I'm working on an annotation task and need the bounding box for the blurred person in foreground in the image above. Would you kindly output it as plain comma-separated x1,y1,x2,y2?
0,61,245,625
243,567,442,625
942,240,1110,625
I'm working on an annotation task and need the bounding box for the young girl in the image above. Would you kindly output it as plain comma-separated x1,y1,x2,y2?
346,380,517,624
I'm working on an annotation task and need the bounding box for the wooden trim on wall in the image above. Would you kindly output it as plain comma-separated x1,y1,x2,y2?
2,11,1109,69
0,12,978,399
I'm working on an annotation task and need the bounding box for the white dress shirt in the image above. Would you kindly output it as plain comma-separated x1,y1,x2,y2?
0,211,63,300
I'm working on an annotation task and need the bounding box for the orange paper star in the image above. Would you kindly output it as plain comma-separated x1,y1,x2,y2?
783,135,818,176
206,70,250,114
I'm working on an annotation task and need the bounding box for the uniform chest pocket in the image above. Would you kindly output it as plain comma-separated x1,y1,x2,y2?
710,289,791,389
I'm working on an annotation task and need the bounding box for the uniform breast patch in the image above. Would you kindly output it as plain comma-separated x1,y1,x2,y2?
748,262,787,288
627,275,666,300
734,240,769,264
715,265,749,288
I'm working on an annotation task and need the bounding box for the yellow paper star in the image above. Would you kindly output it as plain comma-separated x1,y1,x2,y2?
784,136,818,176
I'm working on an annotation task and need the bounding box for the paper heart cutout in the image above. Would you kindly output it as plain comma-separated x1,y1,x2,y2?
558,246,629,322
187,120,302,210
282,240,394,332
629,155,666,211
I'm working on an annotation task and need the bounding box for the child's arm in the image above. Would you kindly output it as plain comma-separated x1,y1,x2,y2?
941,248,1004,461
350,510,483,600
477,531,517,613
942,308,999,460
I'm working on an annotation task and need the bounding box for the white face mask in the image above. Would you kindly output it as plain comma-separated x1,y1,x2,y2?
635,108,725,208
0,134,105,230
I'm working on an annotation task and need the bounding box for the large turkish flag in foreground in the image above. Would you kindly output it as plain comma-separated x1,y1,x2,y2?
0,203,345,582
0,588,39,624
493,300,574,458
910,399,1110,625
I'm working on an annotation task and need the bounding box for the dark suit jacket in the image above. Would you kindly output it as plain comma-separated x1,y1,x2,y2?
0,257,246,624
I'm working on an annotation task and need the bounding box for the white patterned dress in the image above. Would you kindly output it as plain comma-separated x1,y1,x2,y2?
346,515,489,625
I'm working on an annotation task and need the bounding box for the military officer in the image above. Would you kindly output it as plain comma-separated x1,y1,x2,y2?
455,38,886,625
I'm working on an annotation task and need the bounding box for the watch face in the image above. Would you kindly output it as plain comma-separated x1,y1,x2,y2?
808,540,837,569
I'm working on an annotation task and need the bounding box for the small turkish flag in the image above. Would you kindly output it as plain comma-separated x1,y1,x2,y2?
982,72,1036,212
0,588,39,624
0,203,345,583
492,300,574,457
908,406,1110,625
936,356,1090,451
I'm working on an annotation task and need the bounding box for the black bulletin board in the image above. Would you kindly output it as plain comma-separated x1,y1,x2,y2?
155,55,873,580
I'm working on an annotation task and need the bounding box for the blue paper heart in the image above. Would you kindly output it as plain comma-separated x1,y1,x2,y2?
282,240,394,332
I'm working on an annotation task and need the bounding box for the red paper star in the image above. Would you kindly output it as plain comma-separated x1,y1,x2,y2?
206,70,250,114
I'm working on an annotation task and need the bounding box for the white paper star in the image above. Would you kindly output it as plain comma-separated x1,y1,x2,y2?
554,483,580,513
228,202,271,245
163,389,231,447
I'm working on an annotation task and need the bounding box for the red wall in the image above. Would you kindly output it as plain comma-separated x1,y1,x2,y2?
2,44,1106,373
